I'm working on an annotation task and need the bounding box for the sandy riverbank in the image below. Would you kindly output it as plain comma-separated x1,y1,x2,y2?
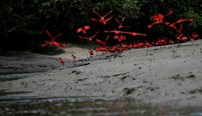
0,40,202,107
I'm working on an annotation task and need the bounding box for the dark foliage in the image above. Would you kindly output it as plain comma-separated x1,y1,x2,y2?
0,0,201,52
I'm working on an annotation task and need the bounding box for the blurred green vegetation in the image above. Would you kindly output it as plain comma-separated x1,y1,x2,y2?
0,0,201,52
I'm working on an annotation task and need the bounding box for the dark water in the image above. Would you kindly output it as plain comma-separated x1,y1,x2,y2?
0,97,202,116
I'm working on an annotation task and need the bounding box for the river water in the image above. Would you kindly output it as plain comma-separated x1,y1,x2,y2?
0,72,202,116
0,96,202,116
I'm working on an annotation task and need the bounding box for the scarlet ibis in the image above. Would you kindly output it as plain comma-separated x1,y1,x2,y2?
191,32,199,39
145,42,152,47
59,58,65,65
174,18,193,24
170,18,194,33
169,20,193,42
134,44,139,48
89,50,94,57
79,31,99,41
113,35,126,42
96,46,108,52
151,10,173,22
169,40,174,44
115,17,125,28
41,30,66,48
92,9,112,21
148,11,173,28
76,25,90,34
95,35,110,46
121,31,146,36
104,29,123,34
148,21,170,28
91,16,113,25
151,14,164,22
165,10,174,17
71,54,76,60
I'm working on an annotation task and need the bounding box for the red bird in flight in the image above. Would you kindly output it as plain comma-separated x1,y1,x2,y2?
169,18,193,33
115,17,125,28
95,35,110,46
41,30,66,48
91,9,113,25
113,35,126,42
91,16,113,25
92,9,112,21
76,25,90,34
79,31,99,41
104,29,123,34
148,10,173,28
122,31,147,37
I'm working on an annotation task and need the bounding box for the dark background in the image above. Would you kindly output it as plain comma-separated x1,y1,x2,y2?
0,0,201,53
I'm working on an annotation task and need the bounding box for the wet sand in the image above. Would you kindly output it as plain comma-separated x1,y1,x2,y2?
0,40,202,107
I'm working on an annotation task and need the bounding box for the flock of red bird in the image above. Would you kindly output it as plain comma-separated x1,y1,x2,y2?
41,9,200,60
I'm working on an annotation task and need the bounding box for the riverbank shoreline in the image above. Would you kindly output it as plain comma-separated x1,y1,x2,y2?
0,40,202,107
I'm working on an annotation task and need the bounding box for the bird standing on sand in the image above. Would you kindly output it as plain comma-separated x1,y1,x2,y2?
71,54,77,60
89,50,94,58
59,58,65,65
